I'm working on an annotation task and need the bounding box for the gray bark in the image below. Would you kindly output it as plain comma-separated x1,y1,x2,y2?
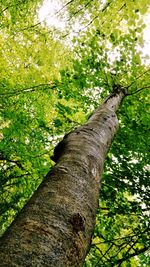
0,88,127,266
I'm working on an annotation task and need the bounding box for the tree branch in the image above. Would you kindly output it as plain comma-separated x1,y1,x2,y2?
127,86,150,95
56,0,75,15
0,83,57,96
127,68,150,89
67,0,92,21
62,0,113,38
17,22,41,33
115,246,149,266
1,0,26,14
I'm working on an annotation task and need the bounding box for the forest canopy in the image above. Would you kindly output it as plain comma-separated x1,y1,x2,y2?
0,0,150,266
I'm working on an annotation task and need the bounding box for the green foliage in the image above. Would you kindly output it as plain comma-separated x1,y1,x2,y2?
0,0,150,266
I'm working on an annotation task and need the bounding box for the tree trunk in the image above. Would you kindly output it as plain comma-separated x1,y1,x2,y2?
0,88,127,267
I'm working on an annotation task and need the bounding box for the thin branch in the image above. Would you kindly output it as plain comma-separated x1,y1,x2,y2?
94,245,112,267
1,1,74,33
67,0,92,20
102,243,114,258
56,0,75,15
127,85,150,96
1,6,9,13
77,0,113,33
1,0,26,14
101,0,113,13
127,68,150,89
17,22,41,32
95,246,109,262
115,246,149,266
118,3,126,12
62,14,98,38
0,83,57,96
25,0,75,31
123,237,140,257
62,0,113,38
78,15,98,33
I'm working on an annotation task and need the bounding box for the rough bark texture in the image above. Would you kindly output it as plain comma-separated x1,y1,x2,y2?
0,88,126,266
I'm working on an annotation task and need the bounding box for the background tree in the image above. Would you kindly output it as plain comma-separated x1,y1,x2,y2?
0,0,150,266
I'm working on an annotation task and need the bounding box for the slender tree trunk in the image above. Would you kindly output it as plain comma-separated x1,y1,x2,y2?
0,87,127,267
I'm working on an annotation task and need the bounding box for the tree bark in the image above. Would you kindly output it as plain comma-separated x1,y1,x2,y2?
0,88,127,267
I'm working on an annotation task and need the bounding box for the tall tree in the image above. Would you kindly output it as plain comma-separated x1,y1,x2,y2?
0,87,128,266
0,0,150,266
